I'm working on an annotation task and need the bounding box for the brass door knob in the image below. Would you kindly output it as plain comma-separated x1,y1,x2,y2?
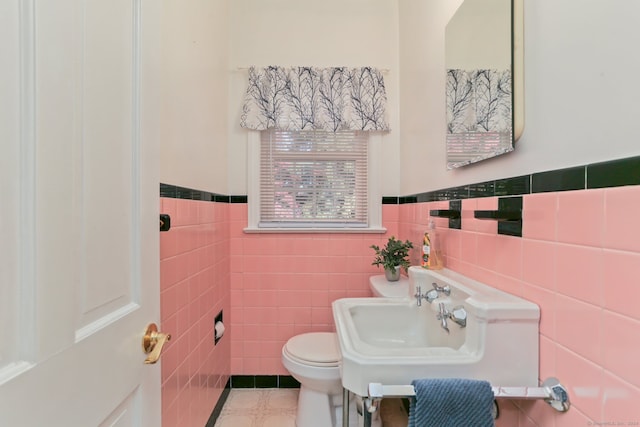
142,323,171,364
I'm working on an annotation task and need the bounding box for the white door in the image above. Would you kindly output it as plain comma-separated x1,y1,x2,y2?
0,0,163,426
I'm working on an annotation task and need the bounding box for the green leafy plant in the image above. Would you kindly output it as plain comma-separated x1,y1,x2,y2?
370,236,414,273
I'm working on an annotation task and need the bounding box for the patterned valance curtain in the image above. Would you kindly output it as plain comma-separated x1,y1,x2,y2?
240,66,390,132
446,69,512,134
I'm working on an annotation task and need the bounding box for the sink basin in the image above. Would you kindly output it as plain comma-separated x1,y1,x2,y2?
332,267,540,396
347,300,467,351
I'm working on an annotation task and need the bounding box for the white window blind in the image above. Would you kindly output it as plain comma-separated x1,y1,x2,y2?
259,130,369,228
446,130,513,168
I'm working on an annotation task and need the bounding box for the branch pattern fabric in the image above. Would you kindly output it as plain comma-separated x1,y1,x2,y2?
241,66,390,132
446,69,512,134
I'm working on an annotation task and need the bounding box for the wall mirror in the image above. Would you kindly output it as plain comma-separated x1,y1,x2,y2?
445,0,523,169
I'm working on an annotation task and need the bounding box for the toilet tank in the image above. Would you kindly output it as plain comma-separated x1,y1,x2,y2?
369,275,410,298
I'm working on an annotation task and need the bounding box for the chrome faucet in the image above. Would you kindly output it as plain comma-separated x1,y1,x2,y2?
414,282,451,306
448,305,467,328
424,288,439,303
432,282,451,297
414,285,438,306
414,286,425,306
436,303,467,333
437,303,450,333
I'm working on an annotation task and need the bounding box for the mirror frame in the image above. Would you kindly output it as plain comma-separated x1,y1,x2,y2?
513,0,523,141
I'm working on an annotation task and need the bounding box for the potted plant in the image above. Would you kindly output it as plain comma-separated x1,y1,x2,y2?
370,236,414,282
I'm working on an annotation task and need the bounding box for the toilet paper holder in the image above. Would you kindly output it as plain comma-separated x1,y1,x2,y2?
214,310,224,344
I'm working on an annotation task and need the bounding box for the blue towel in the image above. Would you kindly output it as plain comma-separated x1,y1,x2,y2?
408,378,495,427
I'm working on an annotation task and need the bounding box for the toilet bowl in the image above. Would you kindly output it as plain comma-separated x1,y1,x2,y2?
281,332,347,427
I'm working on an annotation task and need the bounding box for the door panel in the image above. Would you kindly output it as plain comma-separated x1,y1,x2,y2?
0,0,19,374
0,0,162,425
98,388,142,427
78,0,137,332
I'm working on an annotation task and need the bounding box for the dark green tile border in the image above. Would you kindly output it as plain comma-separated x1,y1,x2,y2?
230,195,249,203
399,196,418,204
587,156,640,189
468,180,495,198
382,196,399,204
532,166,585,193
160,183,246,203
279,375,301,388
229,375,299,389
449,200,462,230
255,375,278,388
398,175,532,204
387,155,640,205
495,175,530,196
497,196,523,237
229,375,256,388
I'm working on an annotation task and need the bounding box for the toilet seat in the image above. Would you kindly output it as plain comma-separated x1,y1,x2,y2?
284,332,340,367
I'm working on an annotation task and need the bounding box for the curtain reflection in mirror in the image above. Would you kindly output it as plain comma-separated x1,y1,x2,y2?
446,68,513,169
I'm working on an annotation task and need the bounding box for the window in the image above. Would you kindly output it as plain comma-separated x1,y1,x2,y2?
245,130,383,232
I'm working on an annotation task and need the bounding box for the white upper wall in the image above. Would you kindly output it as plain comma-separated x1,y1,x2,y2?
227,0,400,195
159,0,229,193
399,0,640,195
160,0,640,196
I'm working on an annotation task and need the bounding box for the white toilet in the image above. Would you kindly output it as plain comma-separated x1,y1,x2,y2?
281,275,406,427
281,332,350,427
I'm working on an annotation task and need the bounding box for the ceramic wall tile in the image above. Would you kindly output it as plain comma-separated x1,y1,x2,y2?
604,185,640,253
556,189,605,247
521,239,556,290
602,311,640,389
602,249,640,321
555,294,602,365
522,192,557,241
556,345,604,421
602,372,640,423
160,197,230,427
555,244,604,306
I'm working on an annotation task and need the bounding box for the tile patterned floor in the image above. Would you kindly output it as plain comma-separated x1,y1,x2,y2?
213,389,409,427
214,389,297,427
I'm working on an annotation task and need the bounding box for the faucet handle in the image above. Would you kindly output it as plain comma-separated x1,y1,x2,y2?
432,282,451,296
425,288,439,303
437,302,450,333
414,285,422,299
449,305,467,328
414,285,423,306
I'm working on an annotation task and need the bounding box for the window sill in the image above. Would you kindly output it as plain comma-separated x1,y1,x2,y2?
243,226,387,234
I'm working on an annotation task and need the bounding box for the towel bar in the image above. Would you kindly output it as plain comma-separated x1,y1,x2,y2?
342,377,570,427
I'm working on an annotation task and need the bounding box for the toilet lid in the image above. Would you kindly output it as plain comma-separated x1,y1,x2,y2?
285,332,340,365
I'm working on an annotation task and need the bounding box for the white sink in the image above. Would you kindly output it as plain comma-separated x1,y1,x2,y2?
345,300,467,351
332,267,540,396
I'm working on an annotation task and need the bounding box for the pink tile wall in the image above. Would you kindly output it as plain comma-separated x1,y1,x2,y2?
398,186,640,426
159,186,639,425
160,197,230,427
229,204,401,374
